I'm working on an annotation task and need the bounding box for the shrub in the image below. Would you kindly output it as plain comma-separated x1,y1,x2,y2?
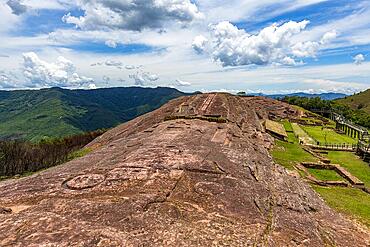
0,130,105,177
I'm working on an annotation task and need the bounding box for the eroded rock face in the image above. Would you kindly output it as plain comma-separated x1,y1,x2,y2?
63,174,106,190
0,93,369,246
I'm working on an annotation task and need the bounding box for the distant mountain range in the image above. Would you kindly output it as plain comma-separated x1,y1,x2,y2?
250,92,347,100
0,87,188,141
0,87,356,141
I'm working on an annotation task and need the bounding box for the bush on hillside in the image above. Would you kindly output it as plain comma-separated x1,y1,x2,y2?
0,130,105,177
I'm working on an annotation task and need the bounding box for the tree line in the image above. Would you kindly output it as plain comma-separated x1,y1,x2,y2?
0,130,105,177
281,96,370,128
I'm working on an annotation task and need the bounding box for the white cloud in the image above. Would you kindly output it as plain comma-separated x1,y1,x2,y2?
102,75,110,84
22,52,94,88
129,71,159,86
192,35,208,54
198,0,329,24
193,20,337,67
90,62,103,66
146,73,159,81
62,0,203,32
25,0,76,10
129,72,146,86
105,60,123,67
0,71,17,88
105,39,117,48
0,1,22,33
174,79,191,87
87,83,97,89
290,30,336,58
0,1,368,93
353,54,365,65
125,65,136,70
320,30,337,44
302,78,365,94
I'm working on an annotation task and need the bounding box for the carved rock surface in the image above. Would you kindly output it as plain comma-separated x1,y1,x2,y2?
0,93,368,246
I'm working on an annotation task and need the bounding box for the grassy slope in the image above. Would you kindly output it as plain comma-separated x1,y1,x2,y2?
0,89,82,141
336,89,370,114
307,168,345,181
291,123,315,144
302,126,357,144
282,120,293,132
0,87,187,141
271,120,370,227
325,151,370,188
313,186,370,227
272,122,318,170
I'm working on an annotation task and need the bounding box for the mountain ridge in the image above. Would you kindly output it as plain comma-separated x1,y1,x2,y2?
250,92,347,100
335,88,370,114
0,86,189,141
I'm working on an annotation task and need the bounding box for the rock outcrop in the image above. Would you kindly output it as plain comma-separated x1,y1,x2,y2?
0,93,369,246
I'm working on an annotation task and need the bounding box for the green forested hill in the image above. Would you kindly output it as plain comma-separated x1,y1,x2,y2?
0,87,188,141
336,89,370,114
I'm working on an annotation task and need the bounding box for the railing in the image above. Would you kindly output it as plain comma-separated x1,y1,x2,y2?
358,141,370,153
309,142,358,151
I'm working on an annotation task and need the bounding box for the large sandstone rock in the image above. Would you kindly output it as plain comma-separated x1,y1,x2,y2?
0,93,368,246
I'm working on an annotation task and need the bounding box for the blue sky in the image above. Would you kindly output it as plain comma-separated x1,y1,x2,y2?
0,0,370,94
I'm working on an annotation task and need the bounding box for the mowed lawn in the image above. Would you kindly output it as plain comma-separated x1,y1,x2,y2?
302,126,357,144
291,123,315,144
325,151,370,188
307,168,345,181
314,151,370,227
313,186,370,227
272,123,318,170
271,121,370,228
282,120,293,132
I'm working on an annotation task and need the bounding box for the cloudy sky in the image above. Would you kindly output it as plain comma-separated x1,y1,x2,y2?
0,0,370,94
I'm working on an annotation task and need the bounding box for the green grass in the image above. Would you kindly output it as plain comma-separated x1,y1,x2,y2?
271,134,318,170
300,117,323,125
272,120,370,227
281,121,297,143
313,186,370,227
302,126,357,144
307,168,345,181
291,123,315,144
67,148,93,160
325,151,370,188
272,121,318,170
282,120,293,132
